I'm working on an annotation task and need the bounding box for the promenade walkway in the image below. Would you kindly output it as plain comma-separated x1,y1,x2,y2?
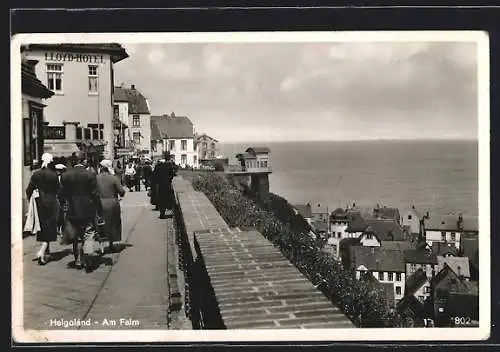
20,190,177,331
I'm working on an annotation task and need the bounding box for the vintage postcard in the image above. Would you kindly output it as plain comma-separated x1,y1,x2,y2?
11,31,490,343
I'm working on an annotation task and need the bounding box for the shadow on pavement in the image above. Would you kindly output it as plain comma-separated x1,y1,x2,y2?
48,248,73,262
107,243,133,254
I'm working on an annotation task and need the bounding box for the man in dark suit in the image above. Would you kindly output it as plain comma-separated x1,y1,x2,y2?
155,152,177,219
60,157,104,271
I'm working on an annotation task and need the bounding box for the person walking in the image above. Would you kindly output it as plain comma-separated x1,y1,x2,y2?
25,153,60,265
142,159,153,191
59,157,104,272
150,159,161,210
135,161,142,192
54,163,67,236
155,152,177,219
114,160,124,185
96,159,125,254
124,162,136,192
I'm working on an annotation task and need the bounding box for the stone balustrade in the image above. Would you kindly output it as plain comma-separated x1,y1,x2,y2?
172,175,354,329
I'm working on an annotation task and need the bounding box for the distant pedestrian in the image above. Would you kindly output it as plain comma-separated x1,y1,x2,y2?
135,161,142,191
142,160,153,191
25,153,60,265
114,160,124,185
124,162,136,191
97,159,125,254
59,157,104,271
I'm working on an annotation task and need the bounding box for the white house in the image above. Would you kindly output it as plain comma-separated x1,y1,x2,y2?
21,43,129,160
424,213,478,250
151,113,198,167
352,247,406,304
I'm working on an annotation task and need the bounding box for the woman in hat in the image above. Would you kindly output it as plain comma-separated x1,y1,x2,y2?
96,159,125,253
25,153,60,265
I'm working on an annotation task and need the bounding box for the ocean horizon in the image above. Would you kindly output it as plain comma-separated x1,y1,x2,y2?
219,139,479,217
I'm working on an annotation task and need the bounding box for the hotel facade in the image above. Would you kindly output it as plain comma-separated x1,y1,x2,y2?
21,44,128,161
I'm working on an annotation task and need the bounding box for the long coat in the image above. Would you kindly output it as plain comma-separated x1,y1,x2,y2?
96,171,125,242
154,161,177,210
26,167,60,242
60,166,103,228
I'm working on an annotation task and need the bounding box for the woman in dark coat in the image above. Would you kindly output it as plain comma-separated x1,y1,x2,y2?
25,153,60,265
96,159,125,253
156,153,177,219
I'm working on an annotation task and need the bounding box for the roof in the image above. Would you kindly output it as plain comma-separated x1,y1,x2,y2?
403,249,438,265
113,86,129,102
293,204,312,218
21,61,54,98
352,247,406,272
22,43,129,63
396,295,426,317
401,206,422,220
312,221,328,233
194,133,219,143
431,242,460,257
405,269,429,294
437,256,470,278
380,240,416,251
373,206,401,221
311,203,328,214
331,207,347,217
236,152,257,160
424,214,478,232
113,86,149,114
363,219,405,241
339,237,361,250
150,114,194,139
346,212,367,232
246,147,270,154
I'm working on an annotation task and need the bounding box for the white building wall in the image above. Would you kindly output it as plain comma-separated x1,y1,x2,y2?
24,50,114,159
127,113,151,155
426,230,461,249
166,138,197,167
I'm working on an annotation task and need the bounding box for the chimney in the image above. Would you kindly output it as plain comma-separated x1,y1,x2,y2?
131,84,136,90
458,213,464,231
412,205,415,210
353,202,356,208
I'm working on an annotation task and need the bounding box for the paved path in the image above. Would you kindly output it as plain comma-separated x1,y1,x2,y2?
21,190,172,330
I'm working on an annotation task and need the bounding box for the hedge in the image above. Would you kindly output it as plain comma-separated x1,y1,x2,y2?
188,171,408,328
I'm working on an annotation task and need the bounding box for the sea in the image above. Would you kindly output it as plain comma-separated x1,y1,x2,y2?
218,140,479,217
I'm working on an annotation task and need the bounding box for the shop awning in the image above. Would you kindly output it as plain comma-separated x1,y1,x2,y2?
43,143,82,158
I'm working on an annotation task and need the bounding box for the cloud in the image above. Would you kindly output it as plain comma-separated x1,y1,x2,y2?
114,41,479,141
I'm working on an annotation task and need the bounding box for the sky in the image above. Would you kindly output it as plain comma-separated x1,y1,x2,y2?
113,41,478,143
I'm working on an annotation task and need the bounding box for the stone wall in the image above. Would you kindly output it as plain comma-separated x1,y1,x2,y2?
172,175,354,329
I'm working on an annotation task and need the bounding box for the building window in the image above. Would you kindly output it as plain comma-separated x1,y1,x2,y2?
132,115,140,127
425,286,431,294
450,232,456,241
396,286,402,296
408,215,412,220
441,231,446,241
337,232,342,238
133,132,140,144
193,155,197,165
92,129,99,140
418,295,424,301
181,139,187,151
169,140,175,151
211,142,215,149
387,272,394,281
47,63,63,92
202,142,207,149
378,271,385,281
396,273,402,281
88,65,98,92
181,154,187,165
113,105,119,119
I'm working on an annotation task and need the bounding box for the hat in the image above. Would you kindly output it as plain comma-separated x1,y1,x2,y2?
55,164,67,170
100,159,115,175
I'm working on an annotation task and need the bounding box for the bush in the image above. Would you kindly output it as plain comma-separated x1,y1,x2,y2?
190,172,405,328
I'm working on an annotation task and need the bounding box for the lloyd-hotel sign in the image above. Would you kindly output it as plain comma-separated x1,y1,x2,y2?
45,52,105,64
